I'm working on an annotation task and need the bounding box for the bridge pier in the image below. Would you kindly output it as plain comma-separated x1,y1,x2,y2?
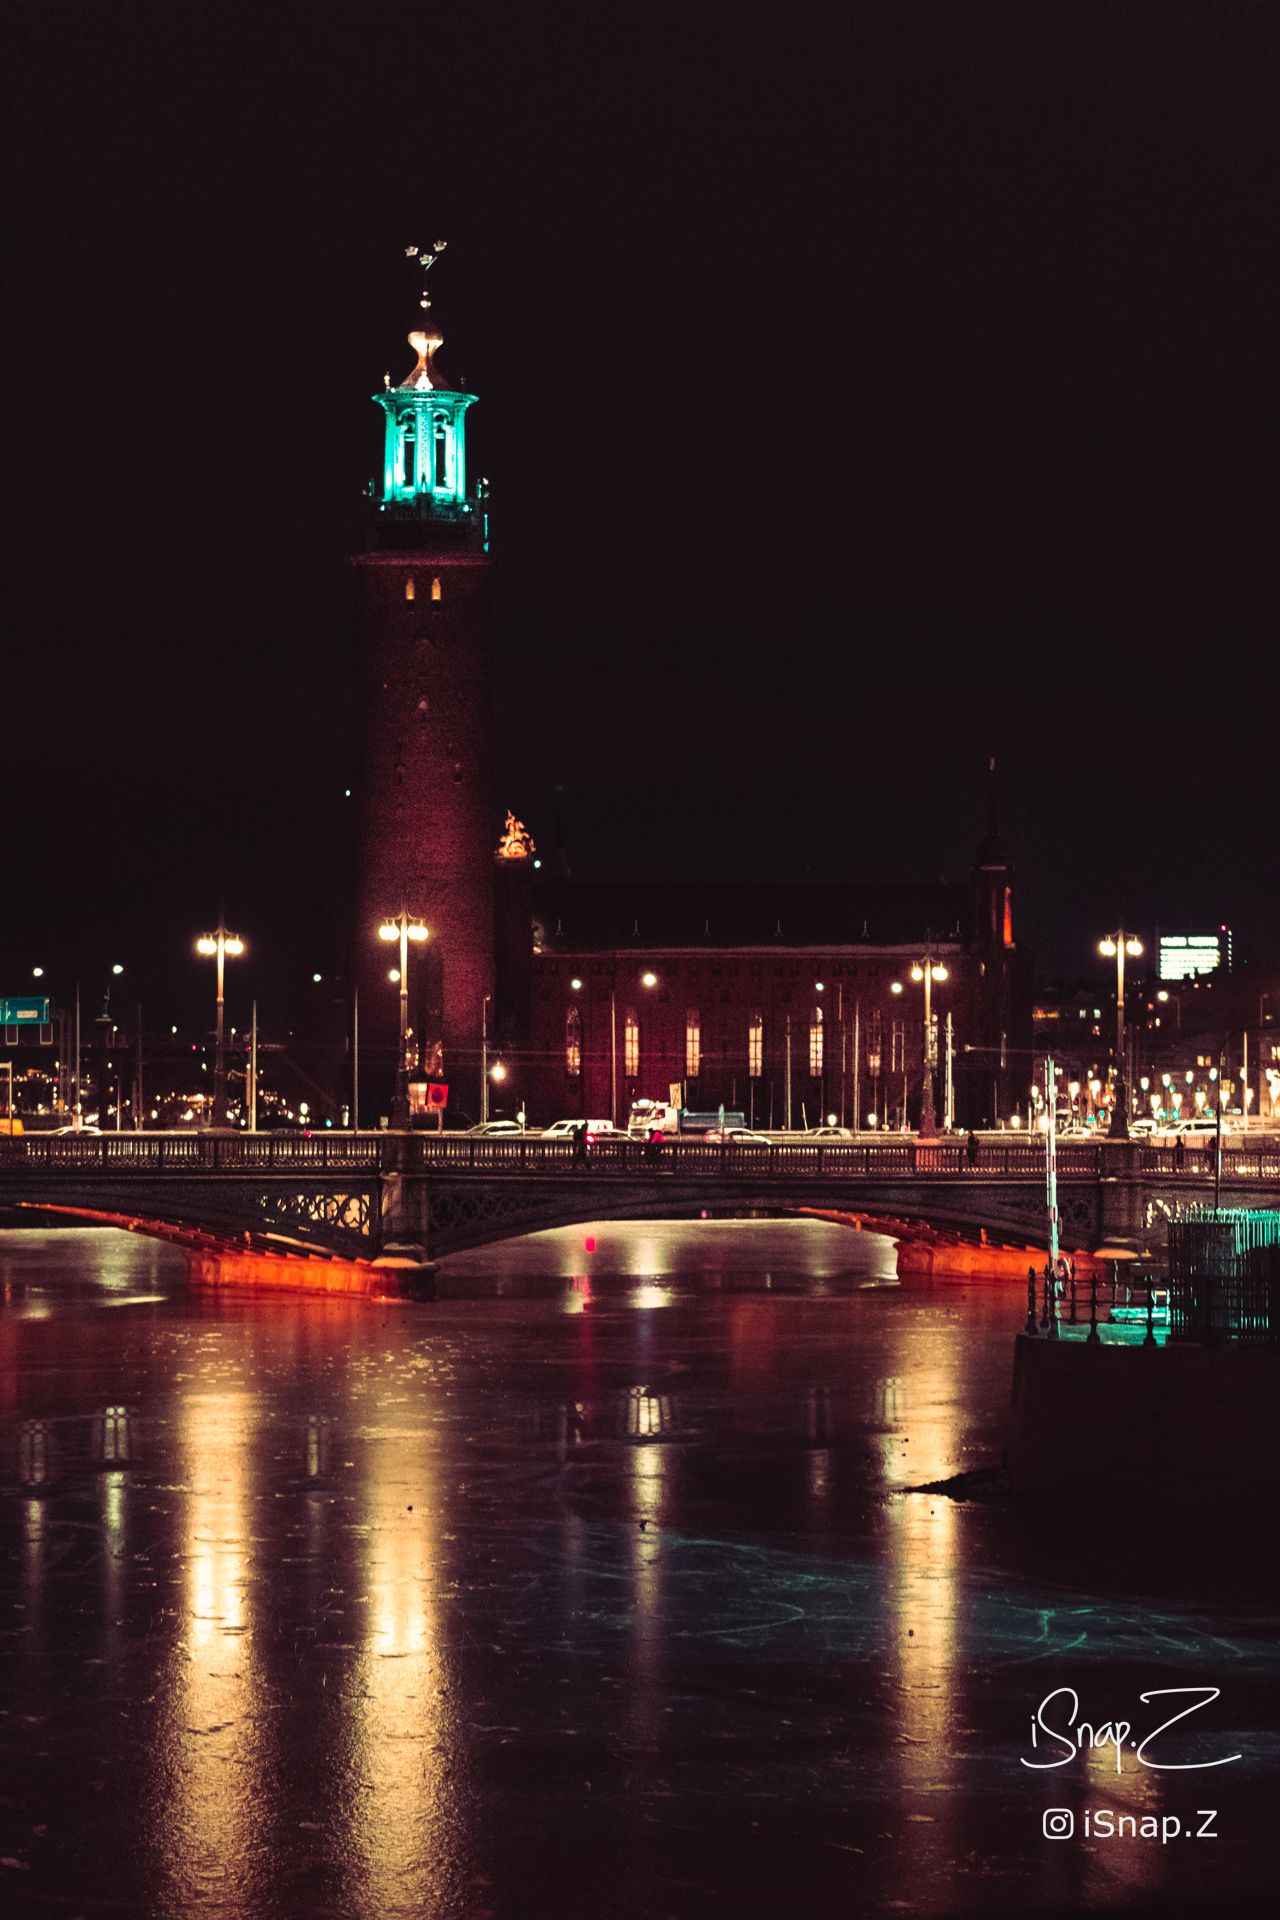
372,1169,437,1293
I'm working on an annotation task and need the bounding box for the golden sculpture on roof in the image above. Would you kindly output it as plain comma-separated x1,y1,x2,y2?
497,811,536,860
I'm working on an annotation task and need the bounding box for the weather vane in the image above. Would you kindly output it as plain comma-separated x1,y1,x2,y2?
405,240,448,310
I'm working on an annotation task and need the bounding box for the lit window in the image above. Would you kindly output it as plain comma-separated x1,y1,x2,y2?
809,1005,824,1077
401,416,416,488
404,577,416,602
624,1009,640,1077
685,1009,701,1079
748,1012,763,1078
430,576,442,604
866,1011,882,1077
565,1005,581,1077
434,418,448,489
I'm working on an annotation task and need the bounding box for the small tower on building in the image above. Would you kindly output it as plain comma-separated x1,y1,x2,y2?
350,254,494,1122
968,759,1029,1124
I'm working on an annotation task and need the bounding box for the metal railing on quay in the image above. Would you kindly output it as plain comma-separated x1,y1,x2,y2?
1167,1207,1280,1344
1024,1262,1168,1344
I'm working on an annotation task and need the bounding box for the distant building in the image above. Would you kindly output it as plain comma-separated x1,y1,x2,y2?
510,814,1029,1130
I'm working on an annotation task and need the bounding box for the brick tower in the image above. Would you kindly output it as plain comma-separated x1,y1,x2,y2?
351,276,494,1124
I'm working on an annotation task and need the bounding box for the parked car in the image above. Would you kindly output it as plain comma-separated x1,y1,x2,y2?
806,1125,852,1139
703,1127,771,1145
466,1119,525,1136
53,1124,103,1135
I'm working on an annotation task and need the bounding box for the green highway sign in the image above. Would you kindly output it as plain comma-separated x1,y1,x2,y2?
0,997,52,1025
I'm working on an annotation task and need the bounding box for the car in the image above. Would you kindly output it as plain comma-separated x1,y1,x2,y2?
542,1118,616,1141
466,1119,526,1136
703,1127,771,1145
54,1123,103,1135
806,1125,852,1139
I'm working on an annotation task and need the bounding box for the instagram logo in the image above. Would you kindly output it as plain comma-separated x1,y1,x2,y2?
1043,1809,1075,1840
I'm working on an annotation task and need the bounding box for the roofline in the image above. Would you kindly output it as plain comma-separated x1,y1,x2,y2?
533,942,968,960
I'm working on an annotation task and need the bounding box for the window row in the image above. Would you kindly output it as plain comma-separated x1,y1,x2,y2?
562,1006,849,1079
404,577,443,603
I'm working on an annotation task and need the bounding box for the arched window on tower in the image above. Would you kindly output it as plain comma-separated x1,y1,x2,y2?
684,1009,701,1079
748,1012,763,1079
404,577,416,603
400,416,417,490
430,576,442,604
809,1005,824,1078
434,418,449,491
565,1005,581,1078
624,1009,640,1078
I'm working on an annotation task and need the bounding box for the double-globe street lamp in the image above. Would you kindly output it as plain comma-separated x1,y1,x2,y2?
892,958,948,1138
1098,931,1143,1140
196,920,245,1126
378,909,429,1127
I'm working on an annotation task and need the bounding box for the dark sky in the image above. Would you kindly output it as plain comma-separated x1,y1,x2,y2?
4,1,1278,1023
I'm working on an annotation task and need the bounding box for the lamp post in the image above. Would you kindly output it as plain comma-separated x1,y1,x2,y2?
481,994,492,1124
378,909,429,1128
897,958,949,1138
1098,932,1142,1140
196,920,245,1126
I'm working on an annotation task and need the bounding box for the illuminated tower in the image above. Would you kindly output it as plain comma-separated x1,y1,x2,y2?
351,262,493,1120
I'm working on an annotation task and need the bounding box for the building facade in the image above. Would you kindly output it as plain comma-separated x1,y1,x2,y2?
509,853,1030,1130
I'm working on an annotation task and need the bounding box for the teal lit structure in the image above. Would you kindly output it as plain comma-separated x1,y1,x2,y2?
373,327,489,547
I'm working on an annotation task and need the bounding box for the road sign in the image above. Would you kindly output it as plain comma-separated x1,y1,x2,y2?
0,997,51,1025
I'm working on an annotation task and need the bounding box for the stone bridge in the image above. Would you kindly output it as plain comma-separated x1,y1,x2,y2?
3,1132,1279,1265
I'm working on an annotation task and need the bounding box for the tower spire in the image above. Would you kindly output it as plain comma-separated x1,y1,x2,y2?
369,243,486,548
976,753,1008,868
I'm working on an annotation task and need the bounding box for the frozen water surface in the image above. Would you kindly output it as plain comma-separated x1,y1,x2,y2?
0,1218,1275,1918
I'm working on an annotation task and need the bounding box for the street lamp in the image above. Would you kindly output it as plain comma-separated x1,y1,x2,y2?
899,958,948,1138
1098,932,1143,1138
196,918,245,1124
378,909,429,1127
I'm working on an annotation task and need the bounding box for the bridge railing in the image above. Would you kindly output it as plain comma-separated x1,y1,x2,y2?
0,1134,389,1173
3,1132,1280,1182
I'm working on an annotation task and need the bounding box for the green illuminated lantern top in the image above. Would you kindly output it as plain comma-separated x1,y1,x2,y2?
371,242,487,549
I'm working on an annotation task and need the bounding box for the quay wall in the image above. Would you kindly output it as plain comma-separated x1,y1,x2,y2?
1007,1334,1280,1509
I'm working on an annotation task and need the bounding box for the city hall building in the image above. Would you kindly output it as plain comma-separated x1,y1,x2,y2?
351,282,1030,1130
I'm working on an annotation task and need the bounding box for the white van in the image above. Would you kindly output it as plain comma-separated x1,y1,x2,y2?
542,1118,617,1141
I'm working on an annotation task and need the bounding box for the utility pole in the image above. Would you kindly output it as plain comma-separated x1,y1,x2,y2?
351,988,359,1132
852,1000,861,1132
249,1000,259,1133
1214,1049,1224,1217
785,1011,793,1131
1044,1056,1060,1271
74,983,82,1126
944,1011,954,1132
481,994,491,1124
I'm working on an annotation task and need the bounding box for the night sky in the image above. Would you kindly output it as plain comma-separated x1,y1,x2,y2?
5,2,1278,1025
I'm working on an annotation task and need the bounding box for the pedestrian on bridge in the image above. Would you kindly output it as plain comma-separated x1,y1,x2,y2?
966,1129,980,1168
572,1122,590,1169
